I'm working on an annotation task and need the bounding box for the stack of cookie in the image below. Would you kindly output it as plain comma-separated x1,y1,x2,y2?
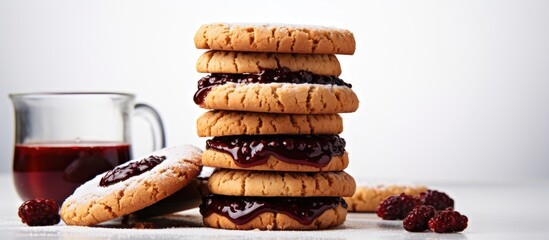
193,23,359,230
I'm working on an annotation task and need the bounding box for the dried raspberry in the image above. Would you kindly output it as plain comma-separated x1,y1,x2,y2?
376,193,420,220
419,190,454,210
428,208,468,233
403,205,436,232
18,198,60,226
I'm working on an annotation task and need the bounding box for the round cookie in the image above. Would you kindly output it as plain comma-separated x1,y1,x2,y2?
60,145,202,226
197,50,342,76
196,110,343,137
201,195,347,230
195,23,356,55
202,149,349,172
196,82,359,114
208,169,356,197
344,184,428,212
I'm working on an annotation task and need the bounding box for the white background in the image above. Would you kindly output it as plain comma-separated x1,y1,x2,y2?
1,0,548,183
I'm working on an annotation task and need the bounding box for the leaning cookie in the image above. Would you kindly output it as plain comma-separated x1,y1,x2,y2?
193,69,359,114
60,145,202,226
197,51,342,76
208,169,356,197
344,184,428,212
195,23,356,55
202,135,349,172
197,110,343,137
200,195,347,230
131,177,209,218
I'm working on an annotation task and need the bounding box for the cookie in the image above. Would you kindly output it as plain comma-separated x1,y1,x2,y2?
202,150,348,172
344,184,428,212
60,145,202,226
197,50,342,76
201,195,347,230
195,23,356,55
196,111,343,137
208,169,356,197
202,135,349,172
194,81,359,114
131,177,209,218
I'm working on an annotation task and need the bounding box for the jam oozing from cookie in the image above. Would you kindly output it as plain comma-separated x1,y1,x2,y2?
193,67,352,104
206,135,345,168
199,195,348,225
99,155,166,187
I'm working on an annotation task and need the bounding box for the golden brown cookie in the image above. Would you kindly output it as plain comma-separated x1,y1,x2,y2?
195,23,356,55
202,149,348,172
195,83,359,114
197,50,342,76
196,111,343,137
208,169,356,197
344,184,428,212
201,195,347,230
60,145,202,226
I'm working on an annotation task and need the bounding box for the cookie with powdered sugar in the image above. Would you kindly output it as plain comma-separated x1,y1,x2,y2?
60,145,202,226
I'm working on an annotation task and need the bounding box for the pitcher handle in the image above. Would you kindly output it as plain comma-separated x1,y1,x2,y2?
133,103,166,149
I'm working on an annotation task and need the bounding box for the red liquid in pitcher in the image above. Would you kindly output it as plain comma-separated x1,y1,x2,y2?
13,142,131,203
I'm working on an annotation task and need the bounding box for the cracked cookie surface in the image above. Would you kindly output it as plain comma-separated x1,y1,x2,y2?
203,204,347,230
208,169,356,197
194,23,356,54
197,51,342,76
197,83,359,114
344,184,428,212
196,110,343,137
60,145,202,226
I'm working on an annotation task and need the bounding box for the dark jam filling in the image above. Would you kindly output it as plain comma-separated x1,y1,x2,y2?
99,155,166,187
193,67,352,104
199,195,348,225
206,135,345,168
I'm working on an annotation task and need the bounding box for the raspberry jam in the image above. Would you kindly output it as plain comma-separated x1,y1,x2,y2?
193,67,352,104
206,135,346,168
199,195,347,225
13,142,131,203
99,155,166,187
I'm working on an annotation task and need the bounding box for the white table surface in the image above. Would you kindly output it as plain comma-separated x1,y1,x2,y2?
1,174,548,240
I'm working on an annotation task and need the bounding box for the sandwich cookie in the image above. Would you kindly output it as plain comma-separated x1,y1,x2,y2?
201,168,355,230
202,135,349,172
193,67,359,114
200,195,347,230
